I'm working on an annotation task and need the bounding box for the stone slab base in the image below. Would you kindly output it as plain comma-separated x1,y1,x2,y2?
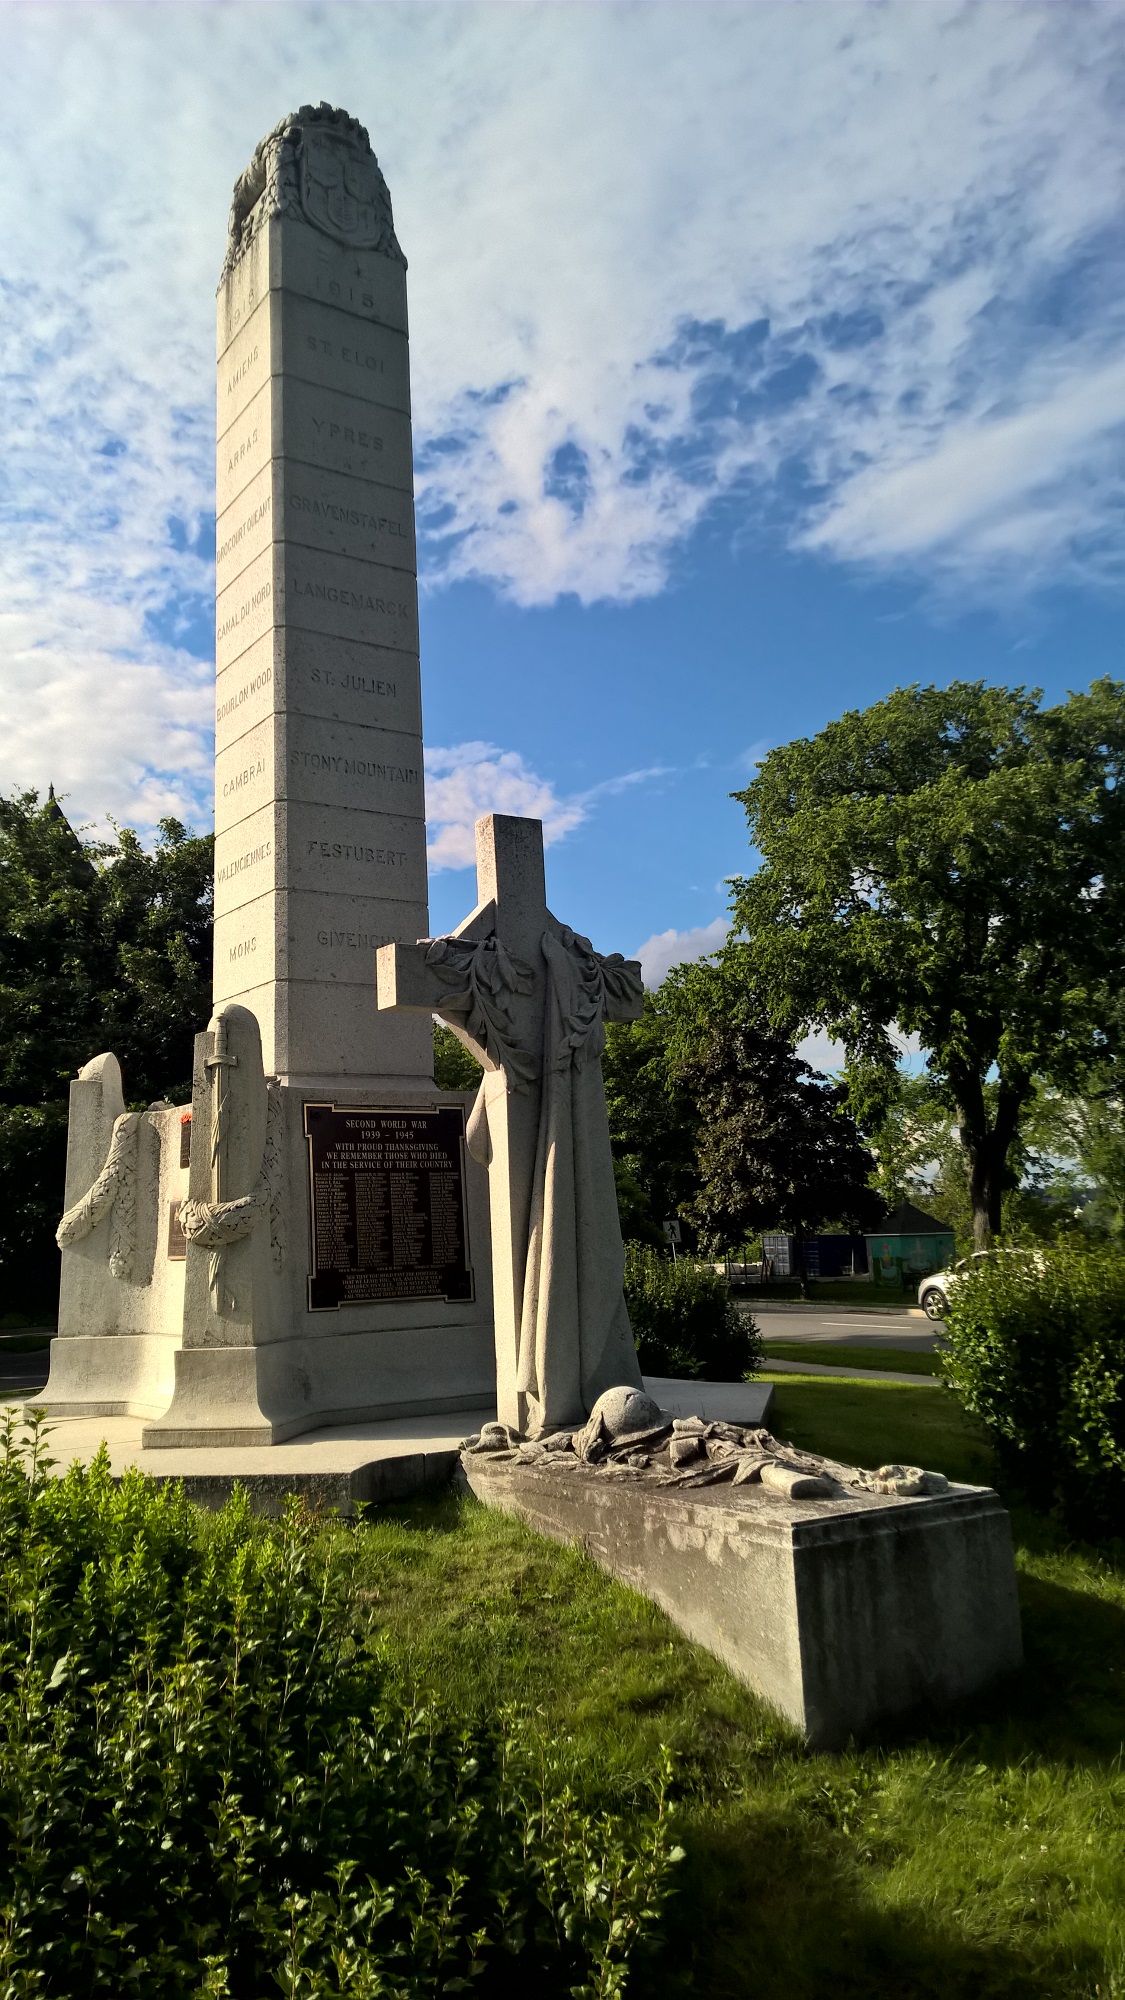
5,1377,772,1519
4,1404,485,1517
462,1454,1023,1748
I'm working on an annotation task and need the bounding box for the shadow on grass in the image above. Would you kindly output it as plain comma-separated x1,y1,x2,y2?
349,1443,1125,1999
663,1804,1099,2000
978,1570,1125,1768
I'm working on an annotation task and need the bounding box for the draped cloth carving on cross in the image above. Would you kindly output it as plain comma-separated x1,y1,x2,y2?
377,813,645,1435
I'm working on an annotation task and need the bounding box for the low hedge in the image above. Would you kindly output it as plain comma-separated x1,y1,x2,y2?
940,1242,1125,1535
0,1415,680,1997
623,1245,762,1381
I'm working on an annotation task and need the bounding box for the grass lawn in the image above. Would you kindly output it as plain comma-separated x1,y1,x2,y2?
336,1378,1125,1999
763,1339,941,1375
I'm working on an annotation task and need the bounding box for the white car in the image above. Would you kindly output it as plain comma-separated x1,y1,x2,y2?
918,1248,1040,1321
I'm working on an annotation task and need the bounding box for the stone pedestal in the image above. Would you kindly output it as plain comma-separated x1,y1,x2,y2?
43,1054,184,1418
141,1010,494,1448
464,1454,1024,1746
44,1015,495,1445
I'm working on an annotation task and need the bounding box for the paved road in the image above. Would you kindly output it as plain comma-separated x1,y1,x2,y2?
0,1347,51,1400
746,1306,940,1352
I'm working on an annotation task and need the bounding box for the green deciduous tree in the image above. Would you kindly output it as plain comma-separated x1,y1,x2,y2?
866,1071,1087,1251
0,790,213,1106
602,994,699,1243
432,1021,484,1092
661,954,878,1271
0,789,213,1315
1070,1085,1125,1237
732,680,1125,1247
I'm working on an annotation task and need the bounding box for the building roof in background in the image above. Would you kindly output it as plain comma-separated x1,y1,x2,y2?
869,1201,953,1237
44,785,97,886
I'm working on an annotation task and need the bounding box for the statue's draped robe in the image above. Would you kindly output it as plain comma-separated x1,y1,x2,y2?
424,923,644,1431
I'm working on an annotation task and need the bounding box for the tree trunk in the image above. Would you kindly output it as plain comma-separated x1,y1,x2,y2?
966,1135,1005,1247
957,1072,1030,1248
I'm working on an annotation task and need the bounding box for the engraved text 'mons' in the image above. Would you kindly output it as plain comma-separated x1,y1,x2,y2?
304,1103,473,1309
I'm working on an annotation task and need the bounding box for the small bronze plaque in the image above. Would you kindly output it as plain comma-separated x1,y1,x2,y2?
304,1103,473,1310
167,1200,187,1261
179,1114,192,1169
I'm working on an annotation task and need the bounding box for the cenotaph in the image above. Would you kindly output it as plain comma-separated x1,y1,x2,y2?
29,105,1024,1758
41,106,496,1443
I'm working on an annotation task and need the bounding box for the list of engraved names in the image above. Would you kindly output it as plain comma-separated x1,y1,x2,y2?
304,1104,472,1308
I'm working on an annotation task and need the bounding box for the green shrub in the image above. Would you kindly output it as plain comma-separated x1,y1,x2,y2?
0,1415,680,1997
941,1242,1125,1534
623,1245,762,1380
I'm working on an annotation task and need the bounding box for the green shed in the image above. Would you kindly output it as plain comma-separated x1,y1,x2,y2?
865,1202,956,1289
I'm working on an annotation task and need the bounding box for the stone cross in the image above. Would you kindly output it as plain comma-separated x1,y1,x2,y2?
377,812,645,1434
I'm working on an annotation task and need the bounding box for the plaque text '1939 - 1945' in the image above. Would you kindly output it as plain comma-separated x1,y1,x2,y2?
304,1103,473,1310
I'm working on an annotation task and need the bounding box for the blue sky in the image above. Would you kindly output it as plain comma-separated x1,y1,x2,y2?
1,0,1124,1004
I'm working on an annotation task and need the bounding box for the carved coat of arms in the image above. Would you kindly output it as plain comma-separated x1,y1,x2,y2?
300,129,385,248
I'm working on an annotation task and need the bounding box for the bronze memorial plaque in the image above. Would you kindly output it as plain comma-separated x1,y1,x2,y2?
167,1200,187,1261
303,1103,474,1310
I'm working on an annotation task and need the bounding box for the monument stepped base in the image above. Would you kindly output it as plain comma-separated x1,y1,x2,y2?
6,1406,479,1517
6,1379,773,1518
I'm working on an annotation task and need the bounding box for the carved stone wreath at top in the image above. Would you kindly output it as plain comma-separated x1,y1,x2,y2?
423,928,643,1091
221,102,405,281
423,935,538,1087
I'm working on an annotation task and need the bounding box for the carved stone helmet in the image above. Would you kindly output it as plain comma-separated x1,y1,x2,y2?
588,1385,665,1440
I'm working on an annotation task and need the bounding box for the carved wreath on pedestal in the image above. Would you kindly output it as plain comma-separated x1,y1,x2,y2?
56,1111,142,1280
56,1088,285,1303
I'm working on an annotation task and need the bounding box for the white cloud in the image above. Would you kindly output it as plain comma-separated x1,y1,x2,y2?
800,1023,924,1076
805,354,1125,575
798,1028,847,1074
424,741,585,871
2,4,1125,821
425,741,666,872
633,917,729,989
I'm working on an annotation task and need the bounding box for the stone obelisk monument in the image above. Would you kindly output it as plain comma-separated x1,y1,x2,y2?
213,103,430,1090
41,106,494,1445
